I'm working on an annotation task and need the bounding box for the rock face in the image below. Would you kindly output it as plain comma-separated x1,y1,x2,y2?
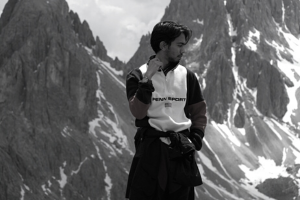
93,36,109,62
0,0,131,199
234,103,246,128
256,176,298,200
228,0,291,120
69,10,96,48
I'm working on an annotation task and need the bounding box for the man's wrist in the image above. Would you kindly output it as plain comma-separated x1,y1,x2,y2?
144,73,152,79
140,76,150,84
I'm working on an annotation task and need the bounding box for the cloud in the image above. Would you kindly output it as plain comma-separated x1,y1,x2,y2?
97,4,123,15
0,1,6,16
66,0,170,62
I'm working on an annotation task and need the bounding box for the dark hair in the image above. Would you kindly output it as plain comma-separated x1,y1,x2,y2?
150,21,192,53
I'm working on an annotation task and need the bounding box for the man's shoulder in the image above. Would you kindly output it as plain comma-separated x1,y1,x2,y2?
175,65,195,76
139,63,148,74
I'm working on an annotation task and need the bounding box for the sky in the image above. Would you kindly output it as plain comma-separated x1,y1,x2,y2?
0,0,170,62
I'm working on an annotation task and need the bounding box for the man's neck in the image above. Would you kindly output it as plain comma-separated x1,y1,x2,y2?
155,54,169,70
155,54,180,75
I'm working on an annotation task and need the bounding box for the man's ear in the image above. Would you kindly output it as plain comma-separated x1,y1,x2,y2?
159,41,168,51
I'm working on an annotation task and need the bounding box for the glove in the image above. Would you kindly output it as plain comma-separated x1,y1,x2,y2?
189,131,203,151
169,132,180,149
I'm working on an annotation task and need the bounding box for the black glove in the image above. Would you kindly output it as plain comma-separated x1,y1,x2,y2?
189,131,203,151
169,132,180,149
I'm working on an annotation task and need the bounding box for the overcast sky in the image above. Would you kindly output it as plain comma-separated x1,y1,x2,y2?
0,0,170,62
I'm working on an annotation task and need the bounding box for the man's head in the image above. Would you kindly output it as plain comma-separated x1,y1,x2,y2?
150,21,192,64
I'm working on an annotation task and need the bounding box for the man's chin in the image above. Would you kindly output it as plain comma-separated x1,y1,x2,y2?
173,56,182,62
168,60,180,68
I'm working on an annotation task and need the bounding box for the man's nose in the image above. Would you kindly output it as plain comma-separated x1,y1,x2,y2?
181,47,186,54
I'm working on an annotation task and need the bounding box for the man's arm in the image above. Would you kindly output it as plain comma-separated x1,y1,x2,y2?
187,101,207,137
186,69,207,150
126,57,161,119
126,69,154,119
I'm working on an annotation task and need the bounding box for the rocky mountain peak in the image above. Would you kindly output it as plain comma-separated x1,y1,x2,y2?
0,0,130,199
69,10,96,48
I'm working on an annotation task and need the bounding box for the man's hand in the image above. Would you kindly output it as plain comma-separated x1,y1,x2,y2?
189,132,203,151
145,57,163,79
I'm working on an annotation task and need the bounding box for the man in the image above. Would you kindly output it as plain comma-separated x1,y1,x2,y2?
125,21,207,200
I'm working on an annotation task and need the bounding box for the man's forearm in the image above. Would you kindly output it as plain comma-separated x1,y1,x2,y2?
188,101,207,136
128,95,151,119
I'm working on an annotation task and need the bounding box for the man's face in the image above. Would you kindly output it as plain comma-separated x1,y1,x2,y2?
165,33,187,63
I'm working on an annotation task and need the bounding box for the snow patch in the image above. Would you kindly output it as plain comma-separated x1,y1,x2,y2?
202,138,235,181
41,184,52,195
58,161,68,189
88,67,132,155
61,126,71,138
198,151,219,175
94,142,103,160
271,119,300,155
193,18,204,25
239,156,289,186
232,99,240,122
244,28,260,51
100,59,124,76
88,70,104,138
93,142,112,199
190,35,203,51
277,40,300,125
238,128,246,136
84,46,124,86
281,1,285,24
264,118,283,140
71,157,88,175
247,87,257,103
238,156,295,200
20,186,25,200
93,56,125,87
100,139,117,157
212,121,241,147
104,173,112,200
19,173,31,198
48,180,52,187
197,160,242,200
268,20,300,126
282,148,287,165
41,179,53,195
227,14,237,36
103,107,129,149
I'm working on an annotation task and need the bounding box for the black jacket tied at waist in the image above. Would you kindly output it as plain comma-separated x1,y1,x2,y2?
125,127,202,198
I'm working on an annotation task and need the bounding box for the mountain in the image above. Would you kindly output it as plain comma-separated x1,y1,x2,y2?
0,0,132,199
1,0,300,200
124,0,300,199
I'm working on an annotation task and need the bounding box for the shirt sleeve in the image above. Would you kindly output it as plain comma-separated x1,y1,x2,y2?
126,69,155,119
185,69,207,138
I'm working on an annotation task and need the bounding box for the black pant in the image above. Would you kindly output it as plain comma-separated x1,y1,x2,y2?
129,183,194,200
